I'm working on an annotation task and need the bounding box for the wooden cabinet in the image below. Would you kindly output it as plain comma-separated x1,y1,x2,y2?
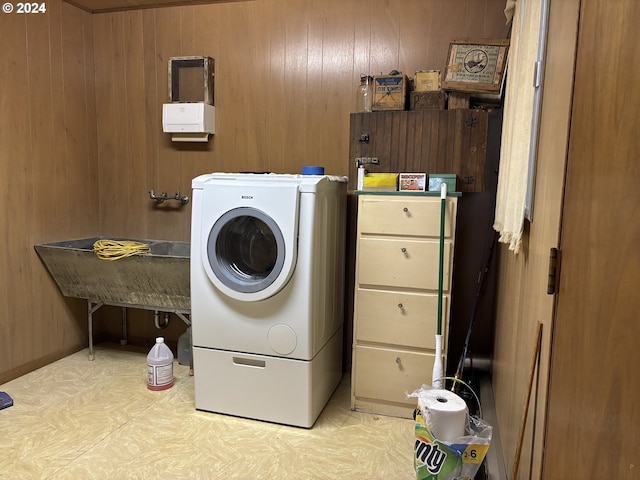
349,109,502,193
350,193,458,418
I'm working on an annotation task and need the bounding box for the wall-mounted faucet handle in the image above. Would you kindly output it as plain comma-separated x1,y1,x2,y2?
149,189,189,205
173,192,189,205
149,189,167,203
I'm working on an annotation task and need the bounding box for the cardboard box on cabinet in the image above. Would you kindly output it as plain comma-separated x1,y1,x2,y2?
372,74,408,111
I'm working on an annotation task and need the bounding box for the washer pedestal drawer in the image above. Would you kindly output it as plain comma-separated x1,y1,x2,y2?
194,327,343,428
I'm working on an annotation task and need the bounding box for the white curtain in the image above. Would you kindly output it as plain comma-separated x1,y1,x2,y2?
494,0,543,254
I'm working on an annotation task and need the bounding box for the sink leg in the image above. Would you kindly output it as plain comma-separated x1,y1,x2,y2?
87,301,103,361
120,307,128,346
88,301,95,361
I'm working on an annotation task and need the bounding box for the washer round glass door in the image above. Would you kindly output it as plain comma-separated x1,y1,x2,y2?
206,207,287,298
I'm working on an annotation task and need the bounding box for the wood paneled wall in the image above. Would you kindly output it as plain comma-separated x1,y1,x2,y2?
1,0,509,382
92,0,509,242
91,0,509,342
0,1,98,383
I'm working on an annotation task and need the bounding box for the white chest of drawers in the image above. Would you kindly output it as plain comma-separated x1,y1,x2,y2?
350,193,459,418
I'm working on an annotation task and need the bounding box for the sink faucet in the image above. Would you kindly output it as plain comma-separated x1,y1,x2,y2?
149,190,189,205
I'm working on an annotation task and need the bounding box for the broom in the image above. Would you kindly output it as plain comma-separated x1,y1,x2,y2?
432,182,447,389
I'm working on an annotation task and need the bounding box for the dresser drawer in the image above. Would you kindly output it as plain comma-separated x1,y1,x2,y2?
358,196,455,238
355,288,448,349
353,345,436,406
357,238,451,290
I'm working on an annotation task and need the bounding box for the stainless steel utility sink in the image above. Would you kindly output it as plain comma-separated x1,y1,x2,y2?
34,236,190,311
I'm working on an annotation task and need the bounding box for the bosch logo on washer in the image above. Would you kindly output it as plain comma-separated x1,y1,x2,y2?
241,195,253,199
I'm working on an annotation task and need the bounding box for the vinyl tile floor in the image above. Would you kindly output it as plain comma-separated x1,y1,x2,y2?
0,345,416,479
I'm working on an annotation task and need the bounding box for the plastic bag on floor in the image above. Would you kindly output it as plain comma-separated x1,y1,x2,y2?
408,384,492,480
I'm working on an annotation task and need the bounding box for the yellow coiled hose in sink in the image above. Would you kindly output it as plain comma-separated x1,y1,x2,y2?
93,239,151,261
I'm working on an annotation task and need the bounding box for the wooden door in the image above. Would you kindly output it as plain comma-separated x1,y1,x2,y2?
543,0,640,477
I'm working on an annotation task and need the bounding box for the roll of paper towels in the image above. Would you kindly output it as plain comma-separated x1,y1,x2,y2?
417,388,468,442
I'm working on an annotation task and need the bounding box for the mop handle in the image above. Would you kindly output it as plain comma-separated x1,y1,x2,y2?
440,182,448,201
432,182,447,388
437,182,447,334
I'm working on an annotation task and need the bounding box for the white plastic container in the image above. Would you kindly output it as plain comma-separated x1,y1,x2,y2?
147,337,174,390
177,327,191,366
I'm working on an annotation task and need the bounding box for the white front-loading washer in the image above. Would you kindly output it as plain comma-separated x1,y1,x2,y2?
190,172,347,427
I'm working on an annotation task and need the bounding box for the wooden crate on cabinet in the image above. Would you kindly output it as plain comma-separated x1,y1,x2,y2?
351,192,459,419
